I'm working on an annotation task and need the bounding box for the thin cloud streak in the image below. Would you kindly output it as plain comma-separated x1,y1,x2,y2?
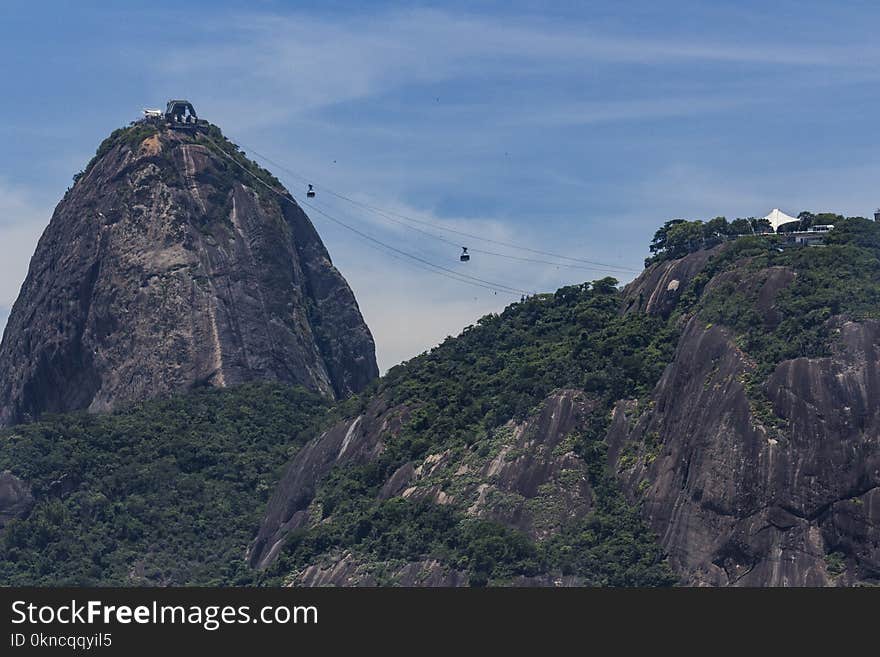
148,8,880,129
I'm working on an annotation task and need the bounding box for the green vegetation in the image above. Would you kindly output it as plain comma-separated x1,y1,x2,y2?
262,425,675,587
1,275,679,586
0,384,330,585
385,277,676,444
655,217,880,436
647,212,869,265
198,124,285,193
824,551,847,577
262,279,680,586
691,222,880,374
648,216,768,263
543,437,674,586
78,123,160,181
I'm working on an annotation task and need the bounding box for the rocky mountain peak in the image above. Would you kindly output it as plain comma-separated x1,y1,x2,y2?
0,121,378,427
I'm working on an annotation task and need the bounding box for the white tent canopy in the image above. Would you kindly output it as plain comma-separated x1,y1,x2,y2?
763,208,799,232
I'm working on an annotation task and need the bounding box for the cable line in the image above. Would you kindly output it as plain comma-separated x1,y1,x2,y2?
302,200,529,295
310,192,626,274
200,134,531,297
227,140,640,275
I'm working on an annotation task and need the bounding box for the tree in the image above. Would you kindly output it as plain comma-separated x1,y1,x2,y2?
703,216,729,239
649,219,686,254
797,211,816,232
752,217,773,234
824,216,880,249
664,221,706,258
729,218,753,235
591,277,619,295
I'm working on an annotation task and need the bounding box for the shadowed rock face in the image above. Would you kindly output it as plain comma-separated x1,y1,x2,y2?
0,470,34,530
609,305,880,585
248,396,409,570
251,389,597,583
0,127,378,426
622,247,720,317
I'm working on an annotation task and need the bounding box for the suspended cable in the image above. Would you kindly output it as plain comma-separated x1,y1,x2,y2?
309,191,626,274
200,134,530,297
228,140,640,275
300,200,530,295
329,223,520,299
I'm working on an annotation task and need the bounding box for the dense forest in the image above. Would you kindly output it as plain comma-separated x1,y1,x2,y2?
0,385,332,585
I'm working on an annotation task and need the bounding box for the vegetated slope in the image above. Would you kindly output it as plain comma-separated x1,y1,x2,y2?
251,278,681,586
0,122,378,427
0,384,331,585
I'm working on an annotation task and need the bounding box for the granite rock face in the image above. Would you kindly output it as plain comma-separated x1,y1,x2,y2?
610,258,880,586
248,395,406,570
0,126,378,426
621,247,719,318
289,551,469,587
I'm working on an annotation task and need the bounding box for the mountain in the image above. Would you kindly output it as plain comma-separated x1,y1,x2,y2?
0,122,378,427
250,218,880,586
1,214,878,586
611,220,880,586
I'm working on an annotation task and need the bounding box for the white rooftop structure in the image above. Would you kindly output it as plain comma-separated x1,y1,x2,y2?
764,208,799,232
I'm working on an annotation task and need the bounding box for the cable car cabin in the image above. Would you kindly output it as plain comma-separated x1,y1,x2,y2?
307,184,316,198
460,247,470,262
163,100,207,130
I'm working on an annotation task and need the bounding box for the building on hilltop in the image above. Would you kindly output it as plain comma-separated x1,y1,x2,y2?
763,208,799,232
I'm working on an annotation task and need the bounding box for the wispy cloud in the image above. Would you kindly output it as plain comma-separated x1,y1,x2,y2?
148,8,879,128
0,178,48,228
500,95,755,127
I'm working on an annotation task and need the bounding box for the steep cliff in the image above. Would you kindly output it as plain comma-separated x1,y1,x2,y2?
254,226,880,587
0,123,377,426
609,233,880,586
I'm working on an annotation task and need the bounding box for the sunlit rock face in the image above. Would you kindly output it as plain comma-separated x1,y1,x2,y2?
0,126,378,427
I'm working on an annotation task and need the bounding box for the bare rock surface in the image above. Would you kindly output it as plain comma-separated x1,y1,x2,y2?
0,470,34,529
248,396,409,569
0,126,377,426
608,310,880,586
621,247,719,317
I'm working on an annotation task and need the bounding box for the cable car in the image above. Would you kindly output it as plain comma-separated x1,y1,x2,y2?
460,247,470,262
307,184,316,198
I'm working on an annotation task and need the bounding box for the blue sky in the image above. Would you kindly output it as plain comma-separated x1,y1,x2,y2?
2,1,880,370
